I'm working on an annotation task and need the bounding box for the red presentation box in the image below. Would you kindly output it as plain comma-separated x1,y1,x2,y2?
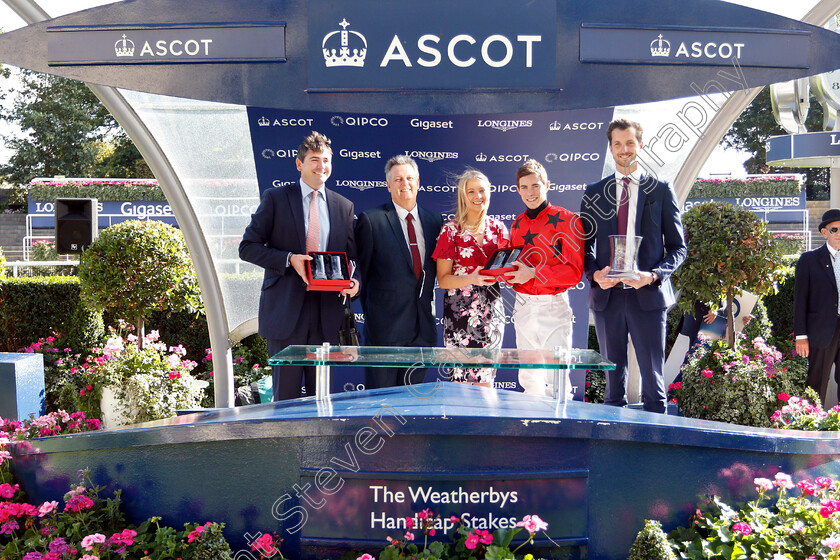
305,251,352,291
479,246,523,280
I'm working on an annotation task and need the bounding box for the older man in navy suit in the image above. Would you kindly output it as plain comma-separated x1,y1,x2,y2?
239,131,359,401
795,208,840,404
580,119,686,413
356,155,444,389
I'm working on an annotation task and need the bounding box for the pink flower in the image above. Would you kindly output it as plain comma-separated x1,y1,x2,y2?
37,501,58,517
65,494,94,512
774,472,794,490
251,533,275,555
0,483,19,498
405,516,414,529
418,508,432,520
701,370,713,378
778,393,790,402
450,515,460,523
86,418,101,430
79,555,99,560
81,533,106,551
356,555,376,560
823,537,840,551
516,514,548,533
168,371,181,380
798,481,817,496
404,531,414,541
476,529,493,544
816,476,835,489
754,478,774,492
429,528,436,536
465,532,480,550
188,525,205,543
731,522,752,535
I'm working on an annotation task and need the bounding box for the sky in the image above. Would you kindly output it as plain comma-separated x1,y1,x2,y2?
0,0,821,177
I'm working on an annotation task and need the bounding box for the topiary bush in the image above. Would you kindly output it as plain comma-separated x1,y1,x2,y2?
79,220,202,340
629,520,677,560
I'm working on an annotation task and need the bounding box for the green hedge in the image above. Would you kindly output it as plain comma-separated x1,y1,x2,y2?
688,177,801,199
0,277,98,351
27,179,165,202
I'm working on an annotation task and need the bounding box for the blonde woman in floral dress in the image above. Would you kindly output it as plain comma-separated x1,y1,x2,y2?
432,169,509,386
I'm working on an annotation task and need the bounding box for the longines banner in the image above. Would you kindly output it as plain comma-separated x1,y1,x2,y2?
247,106,614,396
2,0,840,113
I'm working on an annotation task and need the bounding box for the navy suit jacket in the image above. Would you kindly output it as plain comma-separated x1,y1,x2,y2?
794,244,839,349
355,201,443,347
239,183,357,341
581,174,686,312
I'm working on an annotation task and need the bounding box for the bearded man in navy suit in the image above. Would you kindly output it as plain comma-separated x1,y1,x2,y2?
580,119,686,413
795,208,840,404
356,155,444,389
239,131,359,401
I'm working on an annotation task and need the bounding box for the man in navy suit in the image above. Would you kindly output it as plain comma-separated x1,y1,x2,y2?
795,208,840,404
239,131,359,401
355,155,444,389
580,119,686,413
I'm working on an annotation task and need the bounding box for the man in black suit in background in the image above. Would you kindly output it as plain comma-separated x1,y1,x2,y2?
795,208,840,404
356,155,444,389
239,131,359,401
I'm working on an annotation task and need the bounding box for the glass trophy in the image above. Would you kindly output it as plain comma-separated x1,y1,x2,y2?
312,254,327,280
329,255,344,280
505,248,521,266
605,235,642,280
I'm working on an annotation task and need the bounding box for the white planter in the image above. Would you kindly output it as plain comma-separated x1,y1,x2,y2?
100,386,136,429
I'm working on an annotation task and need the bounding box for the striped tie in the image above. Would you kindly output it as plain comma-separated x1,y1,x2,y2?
306,191,320,253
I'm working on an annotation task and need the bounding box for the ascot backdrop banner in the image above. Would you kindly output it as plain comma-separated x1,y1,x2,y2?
247,106,615,397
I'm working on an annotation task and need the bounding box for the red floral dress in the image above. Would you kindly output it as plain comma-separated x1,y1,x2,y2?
431,217,509,382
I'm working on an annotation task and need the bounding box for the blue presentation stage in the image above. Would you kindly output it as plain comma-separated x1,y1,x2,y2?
9,384,840,560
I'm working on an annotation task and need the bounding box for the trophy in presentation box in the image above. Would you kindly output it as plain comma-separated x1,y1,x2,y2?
305,251,353,291
605,235,642,281
480,246,523,281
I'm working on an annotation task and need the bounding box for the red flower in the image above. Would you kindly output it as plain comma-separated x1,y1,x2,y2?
778,393,790,402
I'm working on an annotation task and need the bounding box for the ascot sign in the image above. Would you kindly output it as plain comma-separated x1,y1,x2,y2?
4,0,840,112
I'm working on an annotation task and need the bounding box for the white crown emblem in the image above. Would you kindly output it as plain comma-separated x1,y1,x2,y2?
650,34,670,57
475,153,488,163
257,116,270,127
323,19,367,67
549,121,562,131
115,34,135,57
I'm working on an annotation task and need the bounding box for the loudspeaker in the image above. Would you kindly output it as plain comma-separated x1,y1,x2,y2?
55,198,98,254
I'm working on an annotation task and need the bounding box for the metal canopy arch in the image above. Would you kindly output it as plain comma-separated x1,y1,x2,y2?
3,0,840,409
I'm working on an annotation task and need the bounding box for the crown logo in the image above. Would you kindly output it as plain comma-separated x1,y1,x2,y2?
114,34,135,57
257,116,270,127
475,153,487,163
650,34,670,57
549,121,562,131
322,19,367,67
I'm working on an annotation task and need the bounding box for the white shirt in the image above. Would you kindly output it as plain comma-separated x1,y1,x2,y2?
393,203,425,261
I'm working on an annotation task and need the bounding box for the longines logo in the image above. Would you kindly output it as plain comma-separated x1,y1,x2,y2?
322,19,367,67
257,116,314,127
476,119,533,132
335,179,386,191
475,153,530,163
330,115,389,127
404,150,458,163
649,32,744,60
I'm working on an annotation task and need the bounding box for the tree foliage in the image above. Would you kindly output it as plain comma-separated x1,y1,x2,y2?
722,86,828,199
673,201,784,347
78,220,202,342
0,70,151,185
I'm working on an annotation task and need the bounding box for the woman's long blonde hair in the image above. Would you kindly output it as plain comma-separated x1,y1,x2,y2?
453,168,491,232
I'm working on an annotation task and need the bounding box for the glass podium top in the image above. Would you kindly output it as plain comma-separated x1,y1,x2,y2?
269,345,614,370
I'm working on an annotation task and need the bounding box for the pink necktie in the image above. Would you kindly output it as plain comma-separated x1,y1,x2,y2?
617,176,630,236
306,191,320,253
406,213,422,280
